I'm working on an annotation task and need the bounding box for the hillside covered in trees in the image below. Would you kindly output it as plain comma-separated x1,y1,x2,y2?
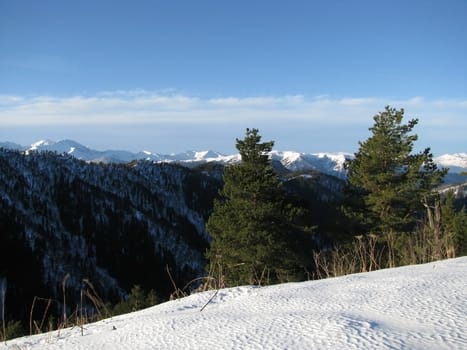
0,143,344,338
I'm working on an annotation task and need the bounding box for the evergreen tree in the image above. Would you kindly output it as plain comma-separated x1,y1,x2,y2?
441,192,467,257
112,285,159,315
206,128,306,287
345,106,447,237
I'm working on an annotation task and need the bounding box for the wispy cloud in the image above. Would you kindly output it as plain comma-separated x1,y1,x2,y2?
207,95,305,108
1,90,466,154
2,90,465,126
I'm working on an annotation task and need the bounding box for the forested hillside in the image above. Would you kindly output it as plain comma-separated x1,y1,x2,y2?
0,148,344,332
0,149,221,324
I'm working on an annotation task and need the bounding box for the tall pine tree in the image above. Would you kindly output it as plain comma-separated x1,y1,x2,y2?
345,106,447,237
206,128,306,287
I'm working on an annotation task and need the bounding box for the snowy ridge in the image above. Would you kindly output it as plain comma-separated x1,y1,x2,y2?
2,257,466,350
1,139,466,177
23,139,139,163
434,153,467,174
271,150,351,175
0,140,351,177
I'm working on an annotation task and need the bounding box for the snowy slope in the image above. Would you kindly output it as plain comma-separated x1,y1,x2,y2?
2,257,466,350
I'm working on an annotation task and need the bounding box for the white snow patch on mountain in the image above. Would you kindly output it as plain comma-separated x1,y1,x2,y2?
29,139,55,150
2,257,466,350
2,139,466,176
271,150,352,176
435,153,467,173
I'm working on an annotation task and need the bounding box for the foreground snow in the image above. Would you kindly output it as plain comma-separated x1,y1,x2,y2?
2,258,466,350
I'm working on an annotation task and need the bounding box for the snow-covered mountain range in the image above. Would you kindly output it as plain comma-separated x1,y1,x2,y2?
1,139,466,177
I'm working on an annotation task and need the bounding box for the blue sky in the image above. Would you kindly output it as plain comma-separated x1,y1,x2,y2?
1,0,466,155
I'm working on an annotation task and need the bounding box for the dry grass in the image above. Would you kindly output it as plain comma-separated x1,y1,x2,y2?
23,276,112,340
312,216,457,280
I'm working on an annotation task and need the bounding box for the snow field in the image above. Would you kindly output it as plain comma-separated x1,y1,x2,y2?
2,257,466,350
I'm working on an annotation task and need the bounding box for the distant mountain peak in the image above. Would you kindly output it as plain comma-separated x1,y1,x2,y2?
1,139,465,179
30,139,56,150
435,153,467,169
194,150,223,160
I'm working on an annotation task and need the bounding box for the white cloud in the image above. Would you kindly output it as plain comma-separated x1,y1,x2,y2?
338,97,381,106
1,91,466,128
207,95,304,108
0,95,24,104
0,91,466,154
